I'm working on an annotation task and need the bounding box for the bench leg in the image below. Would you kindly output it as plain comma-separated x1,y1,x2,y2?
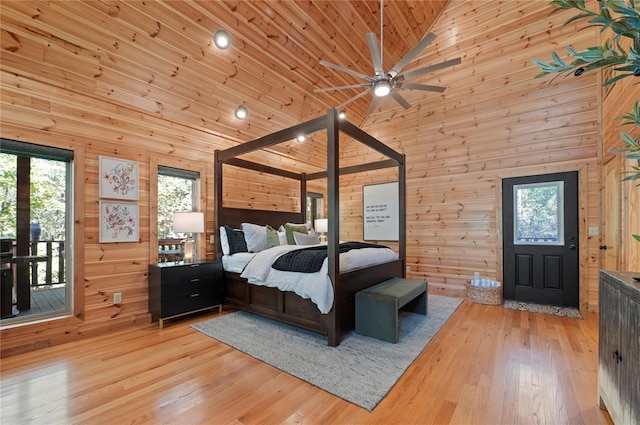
355,294,399,343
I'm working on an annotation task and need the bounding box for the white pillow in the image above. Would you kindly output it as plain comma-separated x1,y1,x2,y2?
293,231,319,245
219,226,230,255
241,223,268,252
278,230,288,245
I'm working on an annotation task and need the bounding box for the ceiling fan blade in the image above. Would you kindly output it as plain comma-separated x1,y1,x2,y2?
397,82,446,93
367,96,382,116
314,83,369,93
366,33,384,76
397,57,462,82
319,60,372,81
388,32,437,78
390,91,411,109
336,88,373,110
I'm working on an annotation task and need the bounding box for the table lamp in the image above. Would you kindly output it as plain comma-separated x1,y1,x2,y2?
314,218,328,243
173,211,204,263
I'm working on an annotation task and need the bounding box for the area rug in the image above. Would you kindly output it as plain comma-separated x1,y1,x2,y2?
503,300,583,319
191,294,462,411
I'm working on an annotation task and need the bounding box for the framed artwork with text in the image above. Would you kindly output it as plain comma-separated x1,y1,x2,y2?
363,182,399,241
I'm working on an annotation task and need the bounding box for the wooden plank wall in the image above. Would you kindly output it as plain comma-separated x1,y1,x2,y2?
340,1,603,309
603,74,640,271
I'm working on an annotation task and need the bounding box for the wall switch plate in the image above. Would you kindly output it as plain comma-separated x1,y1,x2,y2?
113,293,122,304
406,266,411,273
474,272,480,279
588,226,599,236
210,235,215,244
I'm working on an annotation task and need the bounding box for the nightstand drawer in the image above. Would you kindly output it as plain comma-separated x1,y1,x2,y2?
160,277,215,300
161,294,219,318
161,262,217,284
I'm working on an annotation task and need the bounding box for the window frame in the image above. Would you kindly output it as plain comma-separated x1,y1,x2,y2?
149,157,207,264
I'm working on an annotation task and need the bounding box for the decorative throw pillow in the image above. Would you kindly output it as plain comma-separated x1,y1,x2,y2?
241,222,268,252
223,225,248,254
293,231,319,245
219,226,230,255
266,225,280,248
284,223,308,245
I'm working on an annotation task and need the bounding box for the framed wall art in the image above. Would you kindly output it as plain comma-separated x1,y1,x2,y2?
363,182,399,241
99,201,139,243
99,155,139,200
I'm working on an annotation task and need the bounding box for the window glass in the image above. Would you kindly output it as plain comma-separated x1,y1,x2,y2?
1,140,73,324
157,173,197,239
513,181,564,245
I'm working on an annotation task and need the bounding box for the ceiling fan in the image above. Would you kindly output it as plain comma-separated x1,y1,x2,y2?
314,0,461,115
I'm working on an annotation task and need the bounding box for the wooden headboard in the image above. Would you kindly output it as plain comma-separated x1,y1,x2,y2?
219,207,304,229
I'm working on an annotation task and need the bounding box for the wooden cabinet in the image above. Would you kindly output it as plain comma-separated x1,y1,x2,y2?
598,270,640,425
149,261,223,328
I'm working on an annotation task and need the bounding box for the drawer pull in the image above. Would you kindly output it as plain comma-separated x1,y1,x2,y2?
190,293,200,298
191,278,200,283
190,264,200,268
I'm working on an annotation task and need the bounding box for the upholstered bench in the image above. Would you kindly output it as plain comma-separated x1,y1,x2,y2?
355,278,428,343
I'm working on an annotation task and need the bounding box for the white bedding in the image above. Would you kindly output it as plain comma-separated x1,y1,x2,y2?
229,243,398,314
221,252,256,273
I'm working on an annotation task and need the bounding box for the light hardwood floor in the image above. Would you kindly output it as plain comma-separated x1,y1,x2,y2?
0,298,613,425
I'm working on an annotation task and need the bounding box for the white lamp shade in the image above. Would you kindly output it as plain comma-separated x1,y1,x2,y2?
173,212,204,234
314,218,328,233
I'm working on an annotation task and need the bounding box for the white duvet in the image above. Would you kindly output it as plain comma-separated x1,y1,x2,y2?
239,243,398,314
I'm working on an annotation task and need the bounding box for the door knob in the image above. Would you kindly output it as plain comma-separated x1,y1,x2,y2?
569,244,576,250
599,245,608,250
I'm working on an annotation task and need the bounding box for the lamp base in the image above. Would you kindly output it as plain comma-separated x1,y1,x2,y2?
182,238,197,263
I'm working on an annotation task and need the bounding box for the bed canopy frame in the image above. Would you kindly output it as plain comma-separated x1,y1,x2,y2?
214,108,406,346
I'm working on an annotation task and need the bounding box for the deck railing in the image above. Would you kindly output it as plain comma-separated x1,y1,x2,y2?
10,240,66,286
158,238,183,262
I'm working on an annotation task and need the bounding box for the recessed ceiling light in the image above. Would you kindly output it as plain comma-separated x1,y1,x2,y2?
234,105,248,119
214,30,230,49
338,110,346,120
296,135,306,143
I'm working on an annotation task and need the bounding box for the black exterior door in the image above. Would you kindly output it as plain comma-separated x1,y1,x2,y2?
502,172,579,307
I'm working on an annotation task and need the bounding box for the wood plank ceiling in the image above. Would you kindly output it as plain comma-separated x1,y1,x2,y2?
1,1,451,171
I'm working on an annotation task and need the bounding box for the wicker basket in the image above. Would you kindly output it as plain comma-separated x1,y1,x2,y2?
465,280,503,305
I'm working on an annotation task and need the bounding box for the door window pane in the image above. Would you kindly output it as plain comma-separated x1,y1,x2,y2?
513,181,564,245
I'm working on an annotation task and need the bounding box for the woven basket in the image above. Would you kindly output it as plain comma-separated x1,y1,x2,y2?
465,281,502,305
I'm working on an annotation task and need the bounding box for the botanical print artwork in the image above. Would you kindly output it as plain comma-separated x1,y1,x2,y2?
99,155,139,200
99,201,139,243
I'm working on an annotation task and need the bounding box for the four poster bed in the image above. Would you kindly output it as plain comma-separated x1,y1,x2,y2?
214,109,406,346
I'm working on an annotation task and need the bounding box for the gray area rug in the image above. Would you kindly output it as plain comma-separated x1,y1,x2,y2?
503,299,583,319
191,294,463,411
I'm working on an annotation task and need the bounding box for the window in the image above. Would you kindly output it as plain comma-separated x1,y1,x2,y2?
513,181,564,245
307,192,324,224
157,166,199,239
0,139,73,324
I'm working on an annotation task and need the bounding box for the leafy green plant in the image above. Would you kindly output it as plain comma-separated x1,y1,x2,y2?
533,0,639,243
532,0,640,84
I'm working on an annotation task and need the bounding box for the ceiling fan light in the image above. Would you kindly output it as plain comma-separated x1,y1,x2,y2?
234,105,248,119
214,30,230,49
374,80,391,97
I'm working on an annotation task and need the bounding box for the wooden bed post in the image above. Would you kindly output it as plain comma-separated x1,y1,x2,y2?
214,150,223,260
326,108,340,346
399,153,406,276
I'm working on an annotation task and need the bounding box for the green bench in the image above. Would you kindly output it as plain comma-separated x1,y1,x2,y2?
355,278,428,343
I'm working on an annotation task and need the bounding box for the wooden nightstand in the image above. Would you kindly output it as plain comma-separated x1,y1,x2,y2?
148,260,223,328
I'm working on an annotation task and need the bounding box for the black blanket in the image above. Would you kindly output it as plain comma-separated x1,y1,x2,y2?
272,242,388,273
